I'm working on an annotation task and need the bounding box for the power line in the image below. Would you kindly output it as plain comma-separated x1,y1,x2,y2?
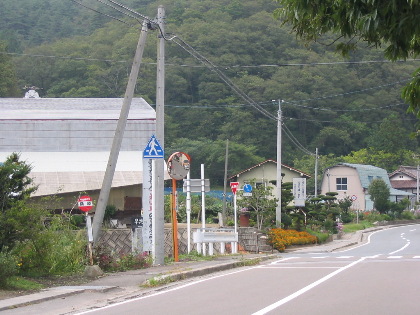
69,0,139,28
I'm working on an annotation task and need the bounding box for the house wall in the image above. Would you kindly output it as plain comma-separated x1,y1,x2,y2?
320,166,367,211
236,162,307,199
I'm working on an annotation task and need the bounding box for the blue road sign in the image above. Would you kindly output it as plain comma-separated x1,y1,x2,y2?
143,135,164,158
243,184,253,193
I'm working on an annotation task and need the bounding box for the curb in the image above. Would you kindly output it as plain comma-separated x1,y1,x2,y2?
0,286,115,312
142,254,278,286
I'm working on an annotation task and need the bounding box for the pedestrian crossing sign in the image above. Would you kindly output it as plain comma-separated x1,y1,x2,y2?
143,135,164,158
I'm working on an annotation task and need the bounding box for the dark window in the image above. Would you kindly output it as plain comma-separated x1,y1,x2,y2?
336,178,347,191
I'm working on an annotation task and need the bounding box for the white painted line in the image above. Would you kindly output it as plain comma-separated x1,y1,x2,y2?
251,257,366,315
388,241,410,255
336,256,353,259
260,266,340,269
75,264,259,314
269,257,297,265
311,256,328,259
387,256,403,259
413,256,420,259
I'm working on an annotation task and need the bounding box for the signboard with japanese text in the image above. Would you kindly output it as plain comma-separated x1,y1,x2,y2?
293,178,306,207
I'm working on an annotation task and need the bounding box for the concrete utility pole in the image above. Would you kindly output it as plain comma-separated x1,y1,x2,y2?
154,5,166,265
276,100,282,227
222,139,229,225
315,147,319,197
92,20,149,243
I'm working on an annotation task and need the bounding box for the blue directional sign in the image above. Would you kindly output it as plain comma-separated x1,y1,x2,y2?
143,135,164,158
243,184,253,193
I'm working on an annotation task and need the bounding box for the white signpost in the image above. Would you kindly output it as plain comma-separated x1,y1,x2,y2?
142,135,164,262
230,182,239,254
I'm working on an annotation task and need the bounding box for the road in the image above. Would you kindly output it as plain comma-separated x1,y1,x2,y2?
4,224,420,314
76,224,420,315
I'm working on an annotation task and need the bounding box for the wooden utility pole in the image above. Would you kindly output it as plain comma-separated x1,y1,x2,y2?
92,21,149,243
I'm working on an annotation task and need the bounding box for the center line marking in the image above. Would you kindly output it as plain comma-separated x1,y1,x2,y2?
252,257,366,315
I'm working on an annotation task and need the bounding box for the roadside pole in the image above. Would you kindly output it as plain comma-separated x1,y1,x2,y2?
276,99,282,228
186,171,191,253
92,20,149,243
154,5,166,266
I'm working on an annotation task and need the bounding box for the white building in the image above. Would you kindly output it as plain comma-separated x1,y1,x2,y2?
0,97,161,212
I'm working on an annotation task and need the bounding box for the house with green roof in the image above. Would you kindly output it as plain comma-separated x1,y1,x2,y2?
320,163,412,211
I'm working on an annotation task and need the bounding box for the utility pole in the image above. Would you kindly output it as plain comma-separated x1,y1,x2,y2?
222,139,229,226
417,164,419,204
315,148,318,197
154,5,165,265
92,20,149,243
276,99,282,227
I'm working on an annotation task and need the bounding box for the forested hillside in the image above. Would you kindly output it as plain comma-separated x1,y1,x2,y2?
1,0,419,187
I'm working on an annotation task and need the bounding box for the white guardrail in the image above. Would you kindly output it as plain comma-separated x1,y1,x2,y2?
193,228,238,255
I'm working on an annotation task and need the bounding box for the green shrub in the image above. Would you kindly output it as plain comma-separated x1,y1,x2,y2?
93,245,152,272
14,218,87,276
0,249,18,288
306,229,330,243
400,211,415,220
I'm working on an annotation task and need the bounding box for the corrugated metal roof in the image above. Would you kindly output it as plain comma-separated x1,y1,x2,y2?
0,152,170,196
0,98,155,120
31,171,143,196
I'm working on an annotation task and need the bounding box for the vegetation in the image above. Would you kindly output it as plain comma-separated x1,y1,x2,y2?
236,179,278,230
0,0,418,185
368,179,391,214
274,0,420,118
267,228,317,252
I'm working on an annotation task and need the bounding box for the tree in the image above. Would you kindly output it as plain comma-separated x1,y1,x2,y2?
274,0,420,117
368,178,390,214
0,41,18,97
237,179,278,230
0,153,38,250
0,153,36,213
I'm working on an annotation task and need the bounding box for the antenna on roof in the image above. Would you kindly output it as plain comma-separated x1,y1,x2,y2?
22,85,42,99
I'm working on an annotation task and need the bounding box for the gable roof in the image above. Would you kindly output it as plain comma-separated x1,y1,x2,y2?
389,165,418,179
336,163,412,196
228,159,311,180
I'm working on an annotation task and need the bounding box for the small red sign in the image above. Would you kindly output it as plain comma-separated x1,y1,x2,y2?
230,182,239,194
78,195,93,212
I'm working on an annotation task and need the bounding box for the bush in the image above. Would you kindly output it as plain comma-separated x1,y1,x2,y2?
306,229,330,243
93,245,152,272
0,249,18,288
400,211,415,220
267,228,317,252
13,218,87,276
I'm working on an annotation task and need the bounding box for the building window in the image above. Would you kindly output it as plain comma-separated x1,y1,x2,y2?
336,178,347,191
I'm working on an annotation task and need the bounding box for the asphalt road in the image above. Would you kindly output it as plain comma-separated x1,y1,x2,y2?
72,224,420,315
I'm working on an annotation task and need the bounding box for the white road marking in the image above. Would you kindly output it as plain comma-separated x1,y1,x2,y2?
388,241,410,255
251,257,366,315
387,256,403,259
260,266,341,269
336,256,353,259
413,256,420,259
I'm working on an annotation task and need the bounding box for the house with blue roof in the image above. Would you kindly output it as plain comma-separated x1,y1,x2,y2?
320,163,412,211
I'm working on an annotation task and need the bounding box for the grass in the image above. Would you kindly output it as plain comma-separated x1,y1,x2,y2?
343,221,374,233
4,277,44,291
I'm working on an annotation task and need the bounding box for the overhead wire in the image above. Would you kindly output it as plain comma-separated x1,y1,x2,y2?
69,0,138,28
67,0,411,156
